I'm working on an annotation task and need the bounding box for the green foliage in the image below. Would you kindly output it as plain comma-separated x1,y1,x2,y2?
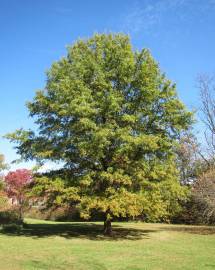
0,154,7,187
30,176,80,210
7,33,192,222
0,208,21,225
0,154,6,171
0,181,4,191
1,223,22,233
0,193,9,212
141,176,189,222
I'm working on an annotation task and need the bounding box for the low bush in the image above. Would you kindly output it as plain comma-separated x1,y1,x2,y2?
2,223,22,233
0,192,10,212
25,206,80,221
0,208,22,225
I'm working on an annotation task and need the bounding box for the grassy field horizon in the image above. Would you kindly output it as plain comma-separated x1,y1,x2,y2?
0,219,215,270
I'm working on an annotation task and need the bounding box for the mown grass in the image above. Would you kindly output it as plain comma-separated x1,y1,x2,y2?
0,219,215,270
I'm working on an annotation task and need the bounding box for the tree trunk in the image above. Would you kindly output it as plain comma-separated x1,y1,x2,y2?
18,198,24,223
19,205,23,221
104,215,112,236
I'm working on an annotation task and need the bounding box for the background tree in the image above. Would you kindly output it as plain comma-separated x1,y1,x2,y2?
176,74,215,225
190,169,215,224
0,155,10,218
5,169,33,220
0,153,6,176
172,74,215,225
0,154,6,169
0,154,7,191
175,132,207,185
0,157,9,213
198,74,215,161
7,34,192,234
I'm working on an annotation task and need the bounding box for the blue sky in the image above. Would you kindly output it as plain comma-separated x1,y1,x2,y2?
0,0,215,170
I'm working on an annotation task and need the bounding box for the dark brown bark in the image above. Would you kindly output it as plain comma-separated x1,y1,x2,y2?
19,205,23,221
18,198,24,222
104,213,112,236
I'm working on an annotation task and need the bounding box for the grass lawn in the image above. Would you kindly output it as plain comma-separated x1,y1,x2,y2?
0,219,215,270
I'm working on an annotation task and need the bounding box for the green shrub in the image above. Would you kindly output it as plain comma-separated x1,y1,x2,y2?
2,223,22,233
0,192,10,211
0,209,22,225
25,206,80,221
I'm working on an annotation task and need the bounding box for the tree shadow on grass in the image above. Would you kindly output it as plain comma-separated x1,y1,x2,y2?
0,222,155,241
162,224,215,235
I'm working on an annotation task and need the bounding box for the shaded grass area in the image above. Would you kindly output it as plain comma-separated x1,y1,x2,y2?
1,220,155,240
0,219,215,270
163,224,215,235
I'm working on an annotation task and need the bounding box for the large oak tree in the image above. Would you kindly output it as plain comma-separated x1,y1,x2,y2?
7,34,192,234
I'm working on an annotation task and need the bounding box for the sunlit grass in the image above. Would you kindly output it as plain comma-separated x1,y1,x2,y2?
0,219,215,270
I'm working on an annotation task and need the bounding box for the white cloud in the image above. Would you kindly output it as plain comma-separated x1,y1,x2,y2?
119,0,215,36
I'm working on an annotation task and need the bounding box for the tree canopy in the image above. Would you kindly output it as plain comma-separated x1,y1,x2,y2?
7,33,192,233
